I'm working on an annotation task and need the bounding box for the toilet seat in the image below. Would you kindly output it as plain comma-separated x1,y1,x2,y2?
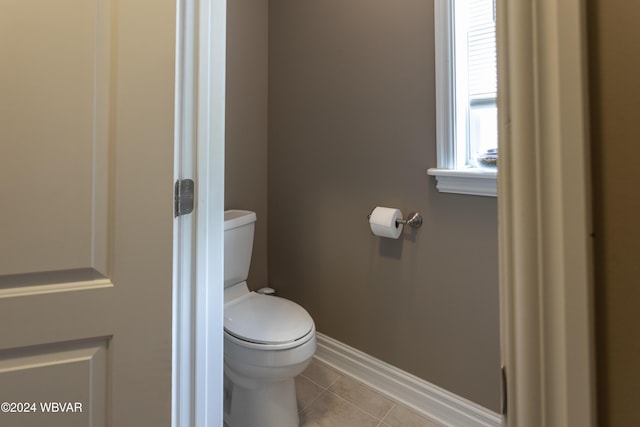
224,292,314,345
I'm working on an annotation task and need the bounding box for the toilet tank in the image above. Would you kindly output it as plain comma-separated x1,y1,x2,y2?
224,210,257,288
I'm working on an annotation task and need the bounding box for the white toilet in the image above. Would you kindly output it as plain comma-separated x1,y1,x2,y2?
223,210,316,427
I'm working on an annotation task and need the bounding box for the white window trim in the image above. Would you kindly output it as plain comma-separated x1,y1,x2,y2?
428,0,497,197
427,168,497,197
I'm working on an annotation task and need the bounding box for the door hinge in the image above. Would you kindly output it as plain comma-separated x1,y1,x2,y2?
174,179,195,217
501,364,508,416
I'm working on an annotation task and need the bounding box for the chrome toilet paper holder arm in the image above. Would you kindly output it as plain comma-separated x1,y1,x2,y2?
396,212,423,229
367,210,423,229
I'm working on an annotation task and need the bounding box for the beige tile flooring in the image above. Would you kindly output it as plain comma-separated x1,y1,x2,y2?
224,357,444,427
297,358,443,427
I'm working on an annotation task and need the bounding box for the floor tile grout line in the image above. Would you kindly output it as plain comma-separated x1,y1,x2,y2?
297,368,345,415
327,385,397,423
324,389,385,422
311,363,449,427
378,402,397,425
300,371,343,391
301,360,450,427
298,388,328,415
324,374,401,423
325,373,344,390
300,364,398,424
297,377,446,427
300,373,325,391
318,389,397,425
300,368,447,427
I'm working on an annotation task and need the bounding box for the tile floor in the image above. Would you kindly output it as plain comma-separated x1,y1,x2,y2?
297,358,443,427
225,357,444,427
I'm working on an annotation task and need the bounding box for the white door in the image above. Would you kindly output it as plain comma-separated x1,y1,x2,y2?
0,0,177,425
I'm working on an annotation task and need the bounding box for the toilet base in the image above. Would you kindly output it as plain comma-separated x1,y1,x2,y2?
222,313,316,426
226,377,299,427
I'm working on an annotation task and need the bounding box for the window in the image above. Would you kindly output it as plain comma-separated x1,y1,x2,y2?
428,0,498,197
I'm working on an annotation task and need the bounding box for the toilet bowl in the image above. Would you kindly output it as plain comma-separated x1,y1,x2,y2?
223,210,316,427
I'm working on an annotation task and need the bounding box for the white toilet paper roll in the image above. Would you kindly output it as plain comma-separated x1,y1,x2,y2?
369,207,403,239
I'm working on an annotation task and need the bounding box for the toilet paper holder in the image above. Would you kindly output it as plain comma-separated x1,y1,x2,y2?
367,210,423,229
397,211,423,229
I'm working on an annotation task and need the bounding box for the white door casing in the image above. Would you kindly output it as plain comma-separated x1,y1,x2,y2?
0,0,178,425
172,0,227,426
497,0,595,425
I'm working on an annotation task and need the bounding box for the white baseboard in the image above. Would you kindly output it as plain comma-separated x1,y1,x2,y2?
314,333,502,427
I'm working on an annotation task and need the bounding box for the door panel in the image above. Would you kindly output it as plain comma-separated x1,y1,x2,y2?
0,0,107,276
0,339,107,427
0,0,176,425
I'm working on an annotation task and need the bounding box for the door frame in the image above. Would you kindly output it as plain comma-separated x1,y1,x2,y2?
497,0,595,425
173,0,227,426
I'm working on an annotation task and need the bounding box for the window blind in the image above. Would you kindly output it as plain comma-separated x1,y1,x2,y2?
467,0,496,103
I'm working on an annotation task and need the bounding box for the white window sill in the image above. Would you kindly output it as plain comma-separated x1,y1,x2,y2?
427,168,497,197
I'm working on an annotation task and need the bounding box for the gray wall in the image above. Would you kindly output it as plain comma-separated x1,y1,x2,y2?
225,0,269,288
589,0,640,424
268,0,500,411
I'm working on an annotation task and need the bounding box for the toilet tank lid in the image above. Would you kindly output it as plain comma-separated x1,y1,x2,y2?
224,210,256,231
224,293,314,345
